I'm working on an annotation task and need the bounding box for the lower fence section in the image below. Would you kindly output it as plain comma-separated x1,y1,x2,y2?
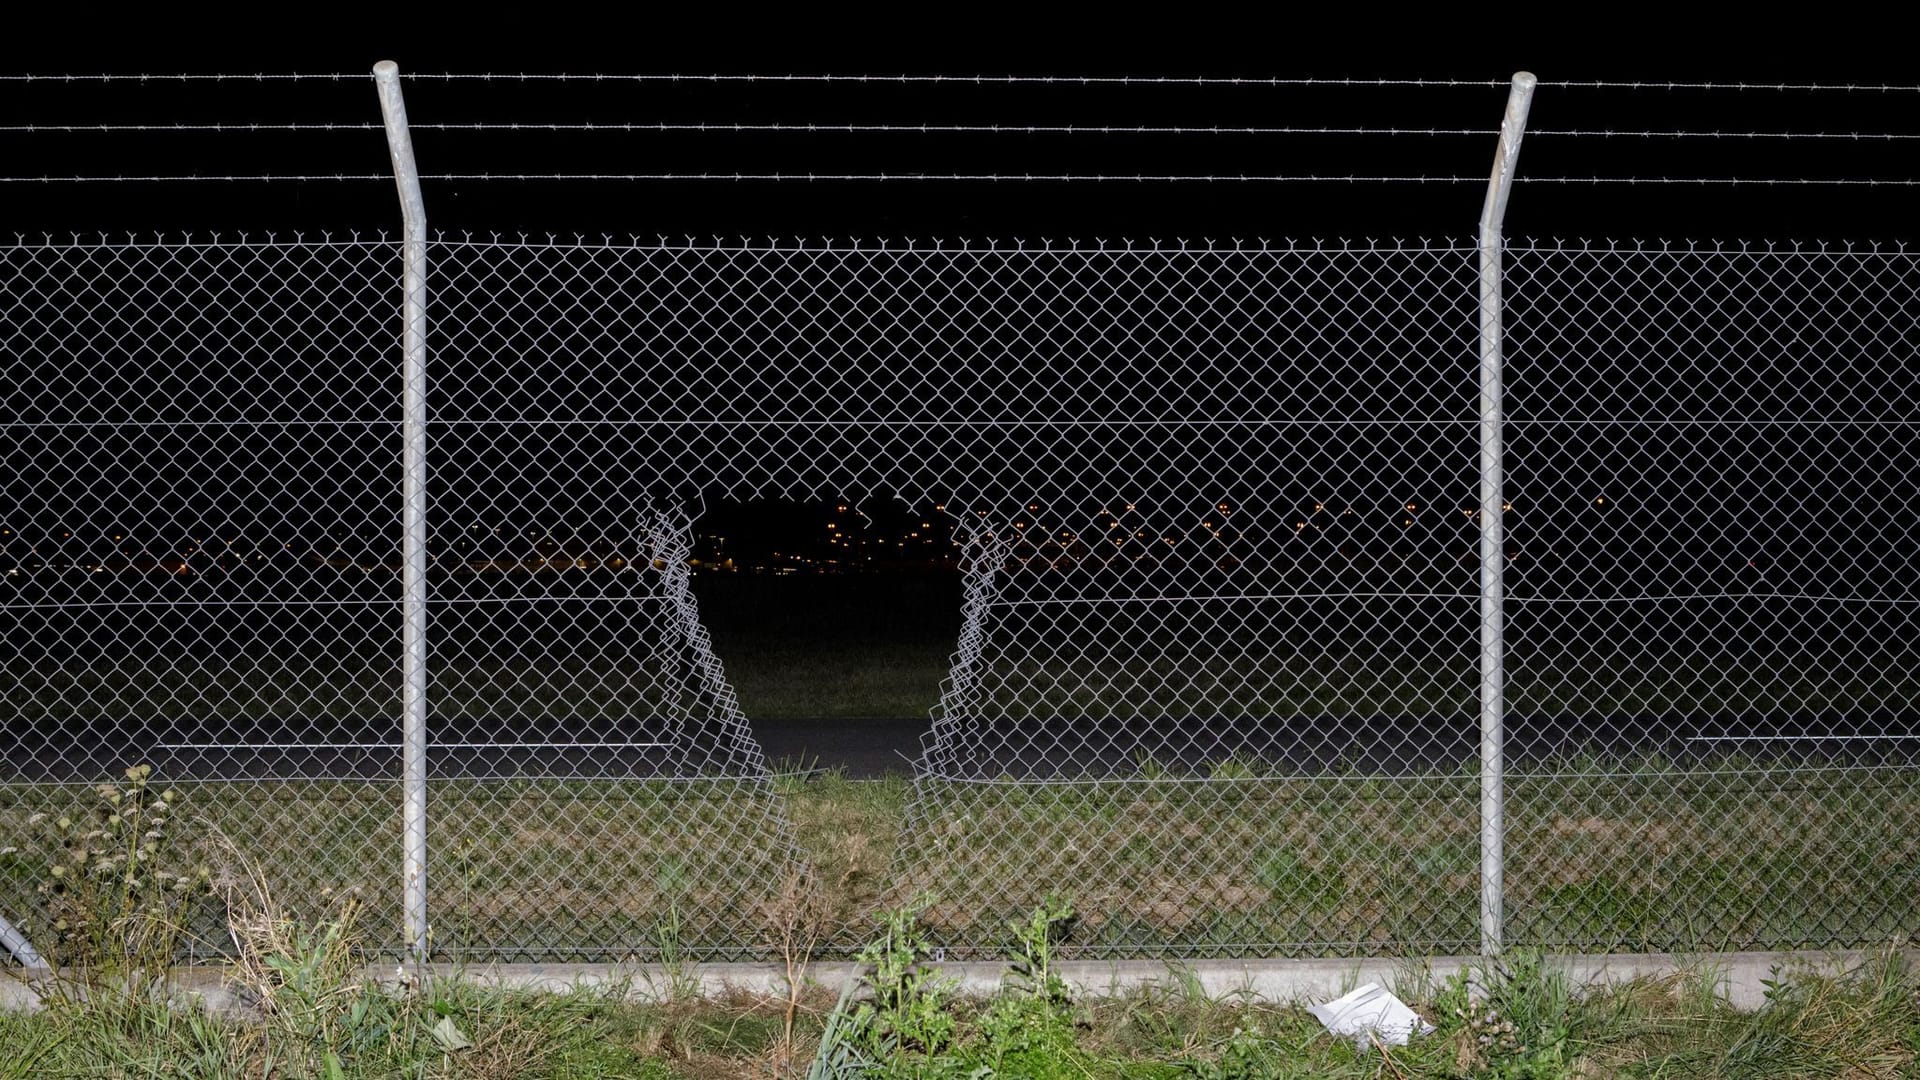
0,779,404,963
428,778,803,962
5,755,1916,966
1506,761,1920,952
892,776,1482,959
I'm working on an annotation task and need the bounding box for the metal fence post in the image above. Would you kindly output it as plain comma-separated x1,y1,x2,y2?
0,913,47,973
1476,71,1535,958
372,60,432,974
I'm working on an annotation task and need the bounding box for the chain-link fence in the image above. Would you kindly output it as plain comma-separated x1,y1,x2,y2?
1500,241,1920,952
0,237,416,957
3,229,1914,964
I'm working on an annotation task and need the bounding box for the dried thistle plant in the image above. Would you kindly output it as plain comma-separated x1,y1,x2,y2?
31,765,212,1002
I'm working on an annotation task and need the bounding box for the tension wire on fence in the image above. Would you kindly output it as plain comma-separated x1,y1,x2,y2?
8,122,1919,140
6,172,1920,185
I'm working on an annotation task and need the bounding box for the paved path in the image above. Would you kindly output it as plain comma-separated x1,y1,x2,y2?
753,716,925,777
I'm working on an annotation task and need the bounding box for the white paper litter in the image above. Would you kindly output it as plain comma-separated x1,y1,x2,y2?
1308,983,1434,1050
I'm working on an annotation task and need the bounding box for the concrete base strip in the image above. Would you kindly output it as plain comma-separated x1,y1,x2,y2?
1,950,1902,1014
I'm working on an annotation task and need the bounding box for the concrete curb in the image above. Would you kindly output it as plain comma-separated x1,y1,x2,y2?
4,950,1903,1013
425,950,1897,1011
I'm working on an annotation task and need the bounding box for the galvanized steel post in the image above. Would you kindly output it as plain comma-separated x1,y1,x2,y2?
0,912,46,973
373,59,431,974
1476,71,1535,957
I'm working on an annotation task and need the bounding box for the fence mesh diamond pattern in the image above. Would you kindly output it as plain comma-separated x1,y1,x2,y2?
1,238,410,957
1500,242,1920,952
2,234,1915,963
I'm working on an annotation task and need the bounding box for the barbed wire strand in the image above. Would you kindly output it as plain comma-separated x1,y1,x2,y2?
393,75,1920,92
405,74,1515,87
4,173,1918,185
4,122,1919,140
0,73,356,82
4,73,1920,92
1540,80,1920,92
0,73,1498,86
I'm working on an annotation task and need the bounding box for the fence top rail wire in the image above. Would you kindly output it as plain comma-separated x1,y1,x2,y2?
7,122,1919,140
2,231,392,247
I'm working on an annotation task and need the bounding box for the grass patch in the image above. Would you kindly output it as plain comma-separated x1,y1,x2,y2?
7,943,1919,1078
4,806,1917,1077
